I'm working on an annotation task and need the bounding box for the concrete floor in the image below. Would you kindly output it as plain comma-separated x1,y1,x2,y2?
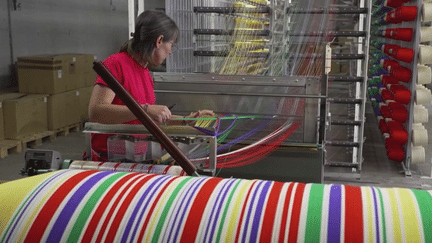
1,104,432,189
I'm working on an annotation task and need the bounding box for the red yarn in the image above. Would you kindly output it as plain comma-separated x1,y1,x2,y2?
384,28,414,42
382,59,399,71
388,84,411,104
388,102,408,122
379,118,389,134
386,6,417,23
385,0,404,8
381,75,399,86
380,88,395,102
387,147,405,162
390,66,412,83
387,120,408,144
380,105,392,119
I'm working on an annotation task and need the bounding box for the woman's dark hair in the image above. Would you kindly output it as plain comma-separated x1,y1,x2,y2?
120,10,178,67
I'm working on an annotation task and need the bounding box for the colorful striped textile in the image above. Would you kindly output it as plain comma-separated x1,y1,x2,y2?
1,170,432,243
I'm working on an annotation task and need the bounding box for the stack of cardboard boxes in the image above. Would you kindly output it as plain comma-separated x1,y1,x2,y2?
0,54,95,141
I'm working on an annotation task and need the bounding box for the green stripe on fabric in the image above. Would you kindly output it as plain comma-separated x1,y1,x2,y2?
0,172,63,243
170,115,262,121
66,172,127,243
215,180,242,242
377,188,387,243
304,184,324,242
152,177,194,243
412,190,432,243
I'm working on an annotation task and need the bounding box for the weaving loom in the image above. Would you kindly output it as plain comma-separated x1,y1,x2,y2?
1,169,432,242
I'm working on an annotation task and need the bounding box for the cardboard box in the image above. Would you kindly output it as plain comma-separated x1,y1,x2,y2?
0,93,25,140
47,90,81,130
3,95,48,139
79,54,97,87
77,86,94,121
16,53,96,94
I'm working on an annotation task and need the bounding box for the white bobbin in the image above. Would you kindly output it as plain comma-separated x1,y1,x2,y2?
417,64,432,84
416,85,432,105
411,144,426,164
421,26,432,42
423,3,432,22
412,123,429,146
419,45,432,65
414,104,429,123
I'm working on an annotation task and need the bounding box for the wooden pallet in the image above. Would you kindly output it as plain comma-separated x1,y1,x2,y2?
16,130,56,151
0,139,22,159
53,123,81,137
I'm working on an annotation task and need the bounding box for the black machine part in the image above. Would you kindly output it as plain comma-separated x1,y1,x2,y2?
22,149,62,176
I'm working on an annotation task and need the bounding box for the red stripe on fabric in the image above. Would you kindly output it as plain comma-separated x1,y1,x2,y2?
129,163,139,172
105,174,158,242
234,181,258,242
98,162,105,166
344,185,364,243
81,173,141,243
113,162,122,171
163,165,172,175
179,177,223,243
259,181,283,242
95,174,155,243
278,183,295,242
137,176,180,242
24,170,99,243
288,183,306,243
180,170,185,176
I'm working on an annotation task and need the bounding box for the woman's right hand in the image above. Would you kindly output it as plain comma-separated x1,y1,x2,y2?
143,104,172,124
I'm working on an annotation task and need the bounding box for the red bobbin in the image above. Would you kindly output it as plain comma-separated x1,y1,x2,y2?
387,146,405,162
386,6,418,23
390,66,412,83
385,0,404,8
388,102,408,122
387,120,408,144
380,105,392,118
379,118,389,134
380,88,395,102
381,75,399,86
382,59,400,71
388,84,411,104
384,28,414,42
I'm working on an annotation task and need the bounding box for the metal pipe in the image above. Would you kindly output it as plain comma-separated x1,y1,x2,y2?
154,90,325,99
92,61,199,176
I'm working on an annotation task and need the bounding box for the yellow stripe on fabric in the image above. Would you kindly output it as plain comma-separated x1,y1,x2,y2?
397,189,421,242
387,189,402,243
364,187,374,243
224,180,255,242
143,177,183,243
0,173,52,235
16,172,75,243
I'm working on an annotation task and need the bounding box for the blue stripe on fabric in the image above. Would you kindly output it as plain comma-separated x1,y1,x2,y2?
241,180,264,243
46,171,113,243
250,181,272,243
207,179,237,243
169,177,208,242
371,187,381,243
122,175,170,243
203,179,235,243
3,170,71,243
327,184,342,243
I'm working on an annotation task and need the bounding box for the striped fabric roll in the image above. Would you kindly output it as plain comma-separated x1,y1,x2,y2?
1,170,431,243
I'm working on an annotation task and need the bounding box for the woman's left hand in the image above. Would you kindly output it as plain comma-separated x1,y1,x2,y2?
186,110,215,119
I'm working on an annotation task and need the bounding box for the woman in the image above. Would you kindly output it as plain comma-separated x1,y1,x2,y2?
88,10,214,161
